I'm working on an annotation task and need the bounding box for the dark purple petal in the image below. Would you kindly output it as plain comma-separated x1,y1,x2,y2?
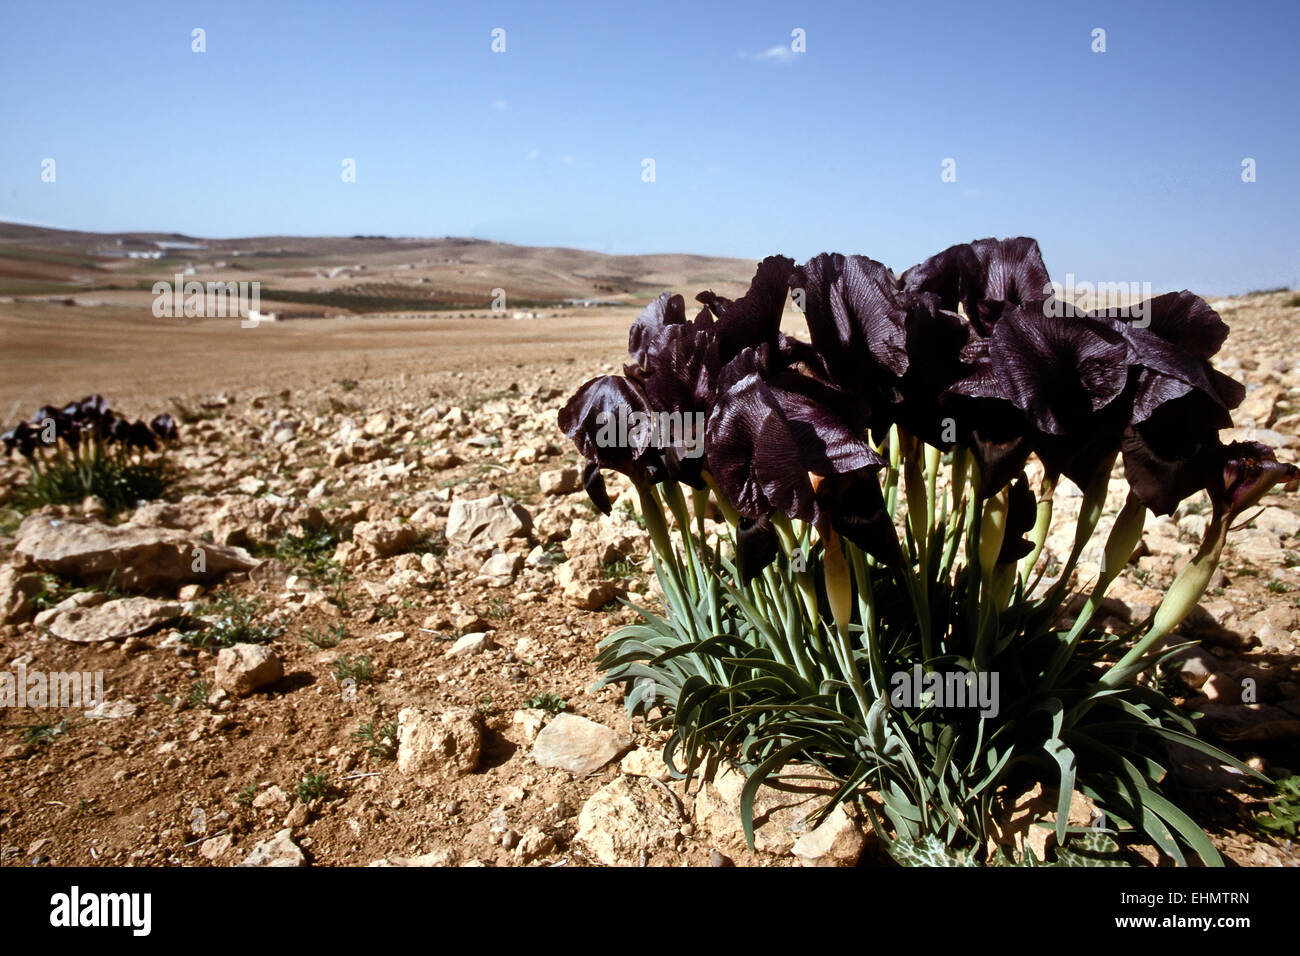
1120,399,1224,516
1211,441,1300,521
696,255,795,361
630,321,720,417
582,458,613,515
557,376,665,508
628,293,688,368
149,413,179,442
705,348,883,528
706,367,817,522
901,237,1051,335
973,307,1130,436
736,514,781,583
997,473,1037,563
791,253,909,381
821,471,902,568
1123,291,1231,361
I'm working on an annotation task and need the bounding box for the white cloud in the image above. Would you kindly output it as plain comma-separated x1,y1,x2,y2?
526,149,539,161
491,99,509,111
750,45,796,64
561,154,575,165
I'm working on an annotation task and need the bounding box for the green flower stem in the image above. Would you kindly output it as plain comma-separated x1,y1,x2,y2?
692,486,724,635
691,485,710,545
661,479,705,595
897,434,938,661
939,450,971,580
637,484,674,563
637,484,704,648
1102,513,1229,686
974,488,1010,666
963,458,984,636
903,434,929,561
774,516,822,642
1060,492,1146,650
1018,474,1057,585
1041,453,1117,613
884,424,902,519
847,540,887,694
925,442,941,537
823,530,873,722
701,471,740,527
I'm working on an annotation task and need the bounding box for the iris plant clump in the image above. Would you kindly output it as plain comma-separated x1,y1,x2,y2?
2,395,179,516
559,238,1299,866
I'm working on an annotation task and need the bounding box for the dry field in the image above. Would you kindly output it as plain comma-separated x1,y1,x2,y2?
0,229,1297,868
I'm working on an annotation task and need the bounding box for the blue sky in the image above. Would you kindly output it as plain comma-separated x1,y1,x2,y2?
1,0,1296,294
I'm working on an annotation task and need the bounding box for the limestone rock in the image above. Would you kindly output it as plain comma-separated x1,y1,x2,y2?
396,707,482,785
0,567,43,625
45,597,181,644
353,519,418,559
445,494,532,548
555,553,619,610
791,805,866,866
445,632,492,658
477,550,522,586
214,643,283,697
575,776,679,866
238,828,306,867
14,515,258,591
531,713,629,775
539,467,581,496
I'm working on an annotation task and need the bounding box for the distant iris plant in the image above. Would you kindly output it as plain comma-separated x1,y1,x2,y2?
2,395,179,516
559,238,1298,865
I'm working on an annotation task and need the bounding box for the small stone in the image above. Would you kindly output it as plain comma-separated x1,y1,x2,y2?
1168,647,1218,691
531,713,629,775
539,467,581,496
445,494,532,548
555,556,619,611
575,776,677,866
214,643,283,697
199,834,233,861
252,785,290,810
790,806,866,867
512,708,547,743
352,520,418,559
238,828,306,867
619,747,671,781
525,545,555,569
514,827,556,863
396,707,482,785
445,632,492,658
285,804,310,828
477,551,522,586
84,700,138,720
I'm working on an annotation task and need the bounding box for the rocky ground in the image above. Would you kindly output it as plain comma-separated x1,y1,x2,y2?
0,290,1298,868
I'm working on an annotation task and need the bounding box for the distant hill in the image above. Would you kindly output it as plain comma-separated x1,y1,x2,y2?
0,223,761,312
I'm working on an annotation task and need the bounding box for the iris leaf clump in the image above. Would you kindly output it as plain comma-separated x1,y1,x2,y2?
559,238,1299,866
